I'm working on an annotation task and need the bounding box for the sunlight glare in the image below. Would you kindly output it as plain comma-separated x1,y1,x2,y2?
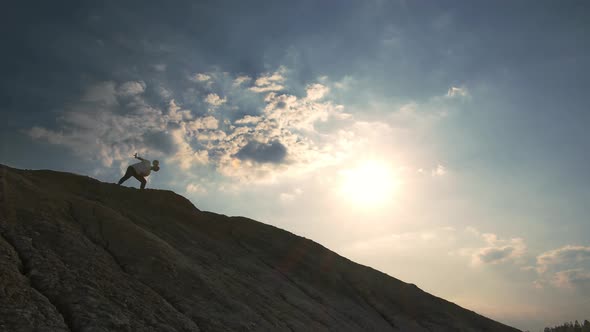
339,161,397,207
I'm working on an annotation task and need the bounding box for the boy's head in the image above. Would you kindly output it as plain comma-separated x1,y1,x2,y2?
152,160,160,172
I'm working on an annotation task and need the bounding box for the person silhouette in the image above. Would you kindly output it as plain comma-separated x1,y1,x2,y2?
117,153,160,189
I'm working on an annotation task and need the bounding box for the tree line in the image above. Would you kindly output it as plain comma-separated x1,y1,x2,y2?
543,320,590,332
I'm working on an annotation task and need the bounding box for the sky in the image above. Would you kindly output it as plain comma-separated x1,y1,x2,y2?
1,1,589,330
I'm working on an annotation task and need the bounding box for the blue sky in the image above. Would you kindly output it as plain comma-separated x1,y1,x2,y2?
2,1,590,330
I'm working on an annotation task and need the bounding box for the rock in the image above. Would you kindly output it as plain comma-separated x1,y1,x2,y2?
0,165,521,332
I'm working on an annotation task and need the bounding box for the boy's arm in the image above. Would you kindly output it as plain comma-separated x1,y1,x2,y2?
133,153,146,161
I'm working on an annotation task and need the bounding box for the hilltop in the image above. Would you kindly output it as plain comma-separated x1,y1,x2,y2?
0,165,520,331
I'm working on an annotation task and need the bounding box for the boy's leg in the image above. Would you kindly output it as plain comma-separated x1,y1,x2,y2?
118,166,134,185
132,174,147,189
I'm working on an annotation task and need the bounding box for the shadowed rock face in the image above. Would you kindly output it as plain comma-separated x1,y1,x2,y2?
0,165,521,332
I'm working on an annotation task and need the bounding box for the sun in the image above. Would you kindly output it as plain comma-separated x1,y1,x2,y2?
339,161,397,207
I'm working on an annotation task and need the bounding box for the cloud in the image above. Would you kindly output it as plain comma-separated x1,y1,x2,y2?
118,81,146,96
446,86,469,98
204,93,227,107
143,131,177,155
536,245,590,273
460,228,527,266
153,64,167,72
431,164,446,176
27,82,183,167
234,140,287,164
305,83,329,101
249,84,284,93
477,246,515,264
27,102,169,167
233,75,251,86
167,100,193,122
186,183,207,194
169,125,209,170
28,126,64,145
234,115,261,125
26,67,359,183
532,245,590,291
249,67,286,93
186,116,218,130
81,81,118,105
279,188,303,203
157,86,173,99
474,237,526,265
191,73,211,82
551,269,590,289
261,92,340,132
333,75,355,90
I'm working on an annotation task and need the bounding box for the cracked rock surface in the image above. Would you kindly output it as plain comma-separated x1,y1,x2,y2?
0,165,521,332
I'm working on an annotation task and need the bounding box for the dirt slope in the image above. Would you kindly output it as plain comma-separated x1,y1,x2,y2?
0,165,520,332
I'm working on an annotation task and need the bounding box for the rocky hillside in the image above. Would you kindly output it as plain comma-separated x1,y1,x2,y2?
0,164,520,332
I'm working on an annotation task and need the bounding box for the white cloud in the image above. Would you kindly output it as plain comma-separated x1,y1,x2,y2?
387,98,450,131
234,115,261,125
446,86,469,98
167,100,193,122
279,188,303,202
333,75,355,90
153,64,167,72
305,83,329,101
26,67,367,184
169,125,209,170
186,183,207,194
157,86,173,99
186,116,219,131
204,93,227,107
29,102,166,167
196,130,226,141
233,75,251,86
254,67,285,85
431,164,446,176
27,82,178,167
279,193,295,202
261,92,341,132
118,81,146,96
249,83,285,93
183,69,351,181
208,88,351,180
249,67,286,93
191,73,211,82
399,102,417,115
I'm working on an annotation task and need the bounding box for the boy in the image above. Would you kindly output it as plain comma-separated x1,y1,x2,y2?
118,153,160,189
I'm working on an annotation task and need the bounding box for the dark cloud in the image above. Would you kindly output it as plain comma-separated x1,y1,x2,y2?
166,122,182,130
143,131,177,155
551,269,590,292
478,247,514,264
537,246,590,268
235,140,287,164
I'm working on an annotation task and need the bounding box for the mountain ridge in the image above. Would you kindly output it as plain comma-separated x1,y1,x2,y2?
0,164,521,331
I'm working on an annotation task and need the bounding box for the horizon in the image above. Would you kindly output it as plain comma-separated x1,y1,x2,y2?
2,1,590,331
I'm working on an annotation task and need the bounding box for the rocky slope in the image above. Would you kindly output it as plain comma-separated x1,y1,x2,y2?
0,164,520,332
